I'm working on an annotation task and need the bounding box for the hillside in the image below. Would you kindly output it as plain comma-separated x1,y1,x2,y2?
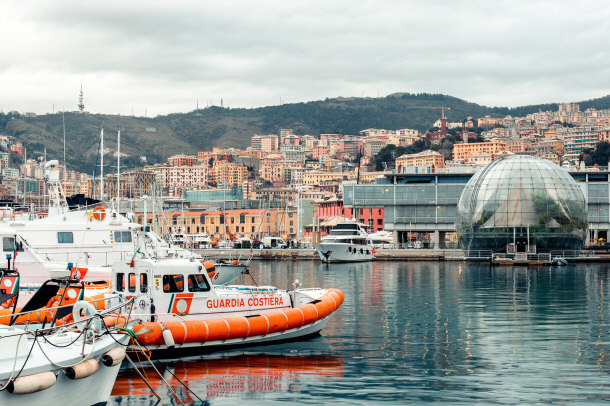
2,92,609,174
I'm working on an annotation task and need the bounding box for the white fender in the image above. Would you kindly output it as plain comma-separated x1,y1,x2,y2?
65,359,99,380
102,347,126,367
162,328,175,348
7,371,56,394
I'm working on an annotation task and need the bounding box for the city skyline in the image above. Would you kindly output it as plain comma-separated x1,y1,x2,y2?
1,1,610,115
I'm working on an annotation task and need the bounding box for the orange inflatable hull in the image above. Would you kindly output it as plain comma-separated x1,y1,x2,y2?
133,288,344,347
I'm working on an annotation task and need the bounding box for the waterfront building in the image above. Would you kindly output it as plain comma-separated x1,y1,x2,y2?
455,155,587,253
344,161,610,248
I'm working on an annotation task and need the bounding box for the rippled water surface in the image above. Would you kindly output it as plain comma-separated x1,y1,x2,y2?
110,261,610,404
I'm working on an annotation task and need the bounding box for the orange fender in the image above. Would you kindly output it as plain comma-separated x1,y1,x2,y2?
282,308,306,330
202,319,230,342
265,311,289,334
225,317,250,340
246,315,269,337
133,323,163,346
300,303,319,325
314,299,333,319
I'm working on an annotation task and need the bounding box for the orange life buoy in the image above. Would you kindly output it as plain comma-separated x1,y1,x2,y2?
92,206,106,221
1,296,16,309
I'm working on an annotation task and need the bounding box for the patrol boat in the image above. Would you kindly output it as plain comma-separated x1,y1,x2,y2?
315,219,375,263
107,256,344,353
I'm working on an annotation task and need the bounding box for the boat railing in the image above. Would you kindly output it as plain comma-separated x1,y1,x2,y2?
0,294,133,331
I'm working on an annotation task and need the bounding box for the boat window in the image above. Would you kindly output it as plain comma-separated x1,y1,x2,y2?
163,274,184,293
140,274,148,293
128,273,136,293
115,231,132,243
116,273,125,292
57,232,73,244
188,274,211,292
2,237,23,252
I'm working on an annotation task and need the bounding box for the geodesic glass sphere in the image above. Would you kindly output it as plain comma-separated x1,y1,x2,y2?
456,155,587,253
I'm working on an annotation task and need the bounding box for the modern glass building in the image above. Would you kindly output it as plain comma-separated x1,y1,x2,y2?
344,159,604,250
455,156,587,253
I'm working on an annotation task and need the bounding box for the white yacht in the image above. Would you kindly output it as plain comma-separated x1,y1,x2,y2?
315,219,374,263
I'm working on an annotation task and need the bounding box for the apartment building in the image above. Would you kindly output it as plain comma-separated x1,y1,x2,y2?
452,142,508,163
211,162,248,188
168,154,197,167
396,150,445,169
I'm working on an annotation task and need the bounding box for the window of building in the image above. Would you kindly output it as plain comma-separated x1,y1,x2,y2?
240,214,245,223
163,275,184,293
58,232,73,244
377,219,383,225
188,274,210,292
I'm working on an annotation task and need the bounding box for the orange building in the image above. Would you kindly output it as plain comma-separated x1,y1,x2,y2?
211,162,248,187
395,150,445,169
168,154,198,167
452,142,507,163
136,208,298,240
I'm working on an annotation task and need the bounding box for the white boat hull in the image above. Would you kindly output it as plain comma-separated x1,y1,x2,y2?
211,263,246,285
315,243,374,263
0,330,129,406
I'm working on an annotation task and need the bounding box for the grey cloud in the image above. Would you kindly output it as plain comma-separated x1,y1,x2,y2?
1,0,609,114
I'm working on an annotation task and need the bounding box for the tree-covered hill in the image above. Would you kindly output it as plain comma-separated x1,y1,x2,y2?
2,92,608,173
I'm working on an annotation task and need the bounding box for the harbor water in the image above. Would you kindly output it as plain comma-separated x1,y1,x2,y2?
110,261,610,404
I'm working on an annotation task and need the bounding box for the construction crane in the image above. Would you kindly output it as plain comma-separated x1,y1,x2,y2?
408,106,451,120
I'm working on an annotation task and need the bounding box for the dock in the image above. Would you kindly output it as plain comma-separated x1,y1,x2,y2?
196,248,610,263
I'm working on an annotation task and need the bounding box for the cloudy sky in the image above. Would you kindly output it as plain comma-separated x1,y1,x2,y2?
1,0,609,116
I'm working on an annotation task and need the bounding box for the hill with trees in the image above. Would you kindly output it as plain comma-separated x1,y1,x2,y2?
2,92,609,174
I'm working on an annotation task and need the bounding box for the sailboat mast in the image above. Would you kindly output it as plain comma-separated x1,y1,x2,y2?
62,111,67,184
100,126,104,201
117,129,121,203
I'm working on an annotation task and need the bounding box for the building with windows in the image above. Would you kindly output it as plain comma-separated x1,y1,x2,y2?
453,142,507,163
396,150,445,170
344,161,608,249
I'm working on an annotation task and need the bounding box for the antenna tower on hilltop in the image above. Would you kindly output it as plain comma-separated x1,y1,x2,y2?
78,84,85,112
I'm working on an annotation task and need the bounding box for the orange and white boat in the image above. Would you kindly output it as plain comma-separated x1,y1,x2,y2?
107,257,344,352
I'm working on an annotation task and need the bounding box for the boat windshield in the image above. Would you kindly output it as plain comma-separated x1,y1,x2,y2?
188,274,211,292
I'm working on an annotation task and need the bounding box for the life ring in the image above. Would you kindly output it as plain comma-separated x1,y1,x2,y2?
1,296,16,309
72,300,102,333
45,295,61,322
92,206,106,221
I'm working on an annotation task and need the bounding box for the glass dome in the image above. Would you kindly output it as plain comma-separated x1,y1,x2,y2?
456,155,587,253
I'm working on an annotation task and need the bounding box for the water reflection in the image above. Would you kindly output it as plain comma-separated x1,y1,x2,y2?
110,338,344,405
111,261,610,404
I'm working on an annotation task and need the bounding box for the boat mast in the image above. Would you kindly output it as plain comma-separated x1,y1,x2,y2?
62,111,67,184
100,126,104,201
117,128,121,205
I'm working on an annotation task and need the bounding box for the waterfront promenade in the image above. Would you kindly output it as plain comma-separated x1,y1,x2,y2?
197,248,610,262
